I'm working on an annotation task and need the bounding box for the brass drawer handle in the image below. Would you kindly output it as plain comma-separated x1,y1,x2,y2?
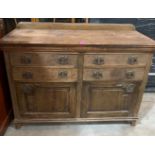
22,72,33,79
93,56,104,65
21,56,31,64
92,71,103,79
58,71,68,78
126,71,135,79
128,56,138,65
58,56,68,65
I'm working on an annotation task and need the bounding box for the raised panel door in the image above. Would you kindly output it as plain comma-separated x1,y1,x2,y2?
16,83,76,118
81,82,140,118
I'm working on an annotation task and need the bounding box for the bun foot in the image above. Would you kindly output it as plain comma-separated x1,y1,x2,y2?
130,120,137,126
14,123,22,129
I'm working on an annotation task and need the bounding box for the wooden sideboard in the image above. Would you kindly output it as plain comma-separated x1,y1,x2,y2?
0,19,12,135
0,22,155,128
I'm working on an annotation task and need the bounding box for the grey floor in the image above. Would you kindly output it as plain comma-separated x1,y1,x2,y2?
5,93,155,136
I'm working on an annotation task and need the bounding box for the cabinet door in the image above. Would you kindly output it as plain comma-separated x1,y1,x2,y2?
16,83,76,118
81,82,140,118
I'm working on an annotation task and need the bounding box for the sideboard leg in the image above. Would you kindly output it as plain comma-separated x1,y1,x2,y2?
14,123,23,129
130,120,137,126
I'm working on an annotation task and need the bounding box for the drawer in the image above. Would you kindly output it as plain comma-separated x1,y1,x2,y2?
12,67,78,82
84,54,149,67
10,52,78,67
83,68,145,81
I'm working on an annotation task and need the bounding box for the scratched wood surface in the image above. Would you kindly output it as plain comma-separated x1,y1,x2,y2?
1,23,155,48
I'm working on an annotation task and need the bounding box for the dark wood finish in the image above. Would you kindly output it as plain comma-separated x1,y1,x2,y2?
1,22,155,128
0,19,12,135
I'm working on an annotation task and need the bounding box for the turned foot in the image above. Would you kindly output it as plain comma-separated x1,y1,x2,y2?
130,120,137,126
14,123,23,129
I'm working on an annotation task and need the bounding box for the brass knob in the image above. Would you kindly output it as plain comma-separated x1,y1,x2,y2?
58,56,68,65
92,71,103,79
21,56,31,64
22,72,33,79
93,56,104,65
126,71,135,79
128,56,138,65
58,71,68,78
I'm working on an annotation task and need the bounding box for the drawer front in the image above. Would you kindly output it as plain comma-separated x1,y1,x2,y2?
83,68,145,81
10,53,78,67
84,54,149,67
12,67,78,82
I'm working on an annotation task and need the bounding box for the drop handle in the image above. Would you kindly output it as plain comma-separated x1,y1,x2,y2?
92,71,103,79
93,56,104,65
125,71,135,79
58,56,68,65
58,71,68,78
128,56,138,65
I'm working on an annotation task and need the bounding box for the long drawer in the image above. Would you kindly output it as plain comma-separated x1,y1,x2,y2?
83,68,145,81
12,67,78,82
10,52,78,68
84,53,149,67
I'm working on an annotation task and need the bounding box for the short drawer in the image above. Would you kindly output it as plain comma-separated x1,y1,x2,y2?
84,53,149,67
10,52,78,67
12,67,78,82
83,68,145,81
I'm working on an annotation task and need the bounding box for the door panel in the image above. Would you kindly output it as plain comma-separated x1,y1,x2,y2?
81,82,140,118
16,83,76,118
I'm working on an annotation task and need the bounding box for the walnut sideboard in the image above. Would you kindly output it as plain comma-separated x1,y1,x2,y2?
0,22,155,128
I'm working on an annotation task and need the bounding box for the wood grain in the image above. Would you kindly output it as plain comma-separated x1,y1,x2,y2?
16,83,76,118
83,68,145,81
1,23,155,127
10,52,78,67
12,67,78,82
84,53,149,68
16,22,135,30
1,23,155,48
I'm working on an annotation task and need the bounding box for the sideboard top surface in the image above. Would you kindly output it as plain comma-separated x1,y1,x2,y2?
1,22,155,49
